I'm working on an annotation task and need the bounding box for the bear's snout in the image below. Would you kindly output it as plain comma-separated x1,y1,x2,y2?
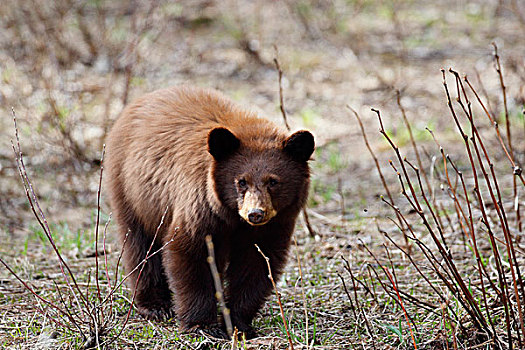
239,190,277,225
248,209,265,224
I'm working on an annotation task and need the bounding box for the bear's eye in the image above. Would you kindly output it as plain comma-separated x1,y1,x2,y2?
269,178,279,187
237,179,247,188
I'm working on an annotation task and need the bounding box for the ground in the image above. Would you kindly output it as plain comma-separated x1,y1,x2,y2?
0,1,524,349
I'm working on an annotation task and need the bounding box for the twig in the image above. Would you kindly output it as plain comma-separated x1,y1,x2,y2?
274,45,315,238
384,243,419,340
373,103,493,337
104,225,177,305
492,43,513,160
446,154,499,306
11,108,94,325
105,211,177,346
293,236,309,349
450,68,525,345
255,244,294,350
361,241,418,349
0,257,78,334
396,90,432,198
273,46,291,131
442,70,510,346
347,105,407,245
205,235,233,337
341,257,377,350
94,145,106,305
102,213,113,296
302,209,316,238
337,273,365,350
463,76,524,186
113,229,130,292
382,232,449,314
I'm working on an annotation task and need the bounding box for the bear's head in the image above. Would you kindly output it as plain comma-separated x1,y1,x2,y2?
208,127,314,226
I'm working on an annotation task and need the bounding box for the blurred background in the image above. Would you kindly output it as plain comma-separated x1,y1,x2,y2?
0,1,524,348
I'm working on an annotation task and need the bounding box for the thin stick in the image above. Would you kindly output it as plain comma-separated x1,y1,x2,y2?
105,212,177,346
274,45,315,238
463,76,524,186
452,69,525,345
0,257,79,334
113,229,130,290
274,45,291,131
396,90,432,197
442,70,507,345
53,278,81,325
374,103,491,335
342,257,377,349
205,235,233,337
255,244,294,350
446,154,499,303
11,108,93,324
384,244,419,342
94,144,106,304
380,196,461,322
474,68,496,119
492,43,513,160
361,242,418,349
337,273,365,350
104,226,177,305
347,105,407,245
382,232,448,311
102,214,113,296
302,209,316,238
293,236,309,349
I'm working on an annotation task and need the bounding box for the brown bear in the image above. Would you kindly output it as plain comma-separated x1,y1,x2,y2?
105,86,314,339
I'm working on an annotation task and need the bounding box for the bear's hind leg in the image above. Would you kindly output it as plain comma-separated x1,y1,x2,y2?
121,223,173,321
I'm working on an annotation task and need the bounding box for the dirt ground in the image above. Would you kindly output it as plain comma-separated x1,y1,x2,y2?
0,1,524,349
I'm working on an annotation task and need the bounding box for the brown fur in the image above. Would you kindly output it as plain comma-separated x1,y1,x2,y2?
105,86,314,338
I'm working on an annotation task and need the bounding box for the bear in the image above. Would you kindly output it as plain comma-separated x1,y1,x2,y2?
105,85,314,339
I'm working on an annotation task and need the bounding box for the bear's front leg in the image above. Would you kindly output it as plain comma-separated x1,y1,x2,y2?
162,235,228,339
225,239,290,339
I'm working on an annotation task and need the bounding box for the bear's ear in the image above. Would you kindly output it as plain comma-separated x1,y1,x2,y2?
283,130,315,162
208,127,240,160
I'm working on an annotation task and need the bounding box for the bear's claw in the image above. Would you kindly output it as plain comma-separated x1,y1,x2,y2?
137,306,174,322
187,324,230,340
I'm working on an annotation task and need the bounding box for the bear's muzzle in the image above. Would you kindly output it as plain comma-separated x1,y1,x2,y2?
239,190,276,226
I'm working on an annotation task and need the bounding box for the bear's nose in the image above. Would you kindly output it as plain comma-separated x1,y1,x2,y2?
248,209,265,224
